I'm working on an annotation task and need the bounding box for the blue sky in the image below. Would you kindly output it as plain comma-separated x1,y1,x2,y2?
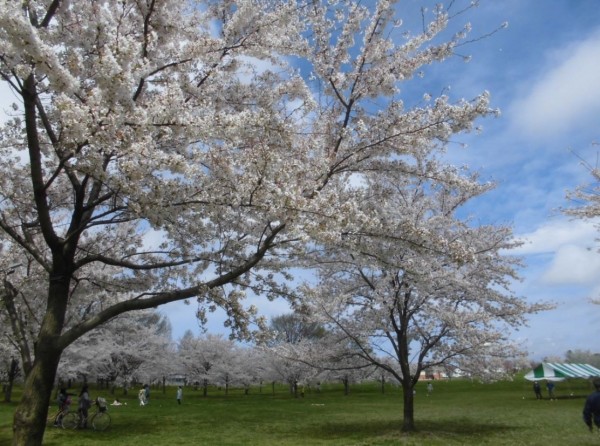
164,0,600,360
1,0,599,361
169,0,600,360
434,0,600,361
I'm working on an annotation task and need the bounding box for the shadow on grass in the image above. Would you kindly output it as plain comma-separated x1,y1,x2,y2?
547,394,587,400
306,417,522,442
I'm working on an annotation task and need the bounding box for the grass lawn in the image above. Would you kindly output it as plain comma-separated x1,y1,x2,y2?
1,378,599,445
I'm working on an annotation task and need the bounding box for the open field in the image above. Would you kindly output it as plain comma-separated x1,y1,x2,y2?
1,378,598,445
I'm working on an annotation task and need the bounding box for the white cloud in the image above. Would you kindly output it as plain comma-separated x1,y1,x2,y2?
513,218,599,255
513,218,600,286
541,243,600,285
509,29,600,141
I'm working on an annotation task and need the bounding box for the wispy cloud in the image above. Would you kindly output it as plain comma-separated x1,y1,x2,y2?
513,217,600,289
509,28,600,141
542,243,600,285
514,218,599,255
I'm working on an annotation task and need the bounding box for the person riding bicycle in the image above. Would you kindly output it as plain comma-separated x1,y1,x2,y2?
54,388,71,427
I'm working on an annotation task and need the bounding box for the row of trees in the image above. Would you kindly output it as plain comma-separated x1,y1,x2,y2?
2,308,594,404
1,310,531,402
0,0,597,444
0,310,380,398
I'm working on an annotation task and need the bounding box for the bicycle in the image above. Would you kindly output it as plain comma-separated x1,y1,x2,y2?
46,408,78,429
86,397,111,431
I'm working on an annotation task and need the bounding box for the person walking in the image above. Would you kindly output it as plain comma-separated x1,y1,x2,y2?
176,386,183,405
546,381,555,399
583,378,600,432
533,381,542,400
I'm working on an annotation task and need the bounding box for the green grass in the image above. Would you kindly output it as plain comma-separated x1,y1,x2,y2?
1,379,599,445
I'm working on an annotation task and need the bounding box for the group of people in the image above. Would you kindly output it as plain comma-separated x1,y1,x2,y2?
532,380,555,400
56,381,183,422
52,379,600,434
54,385,93,428
531,378,600,433
138,384,151,406
137,383,183,405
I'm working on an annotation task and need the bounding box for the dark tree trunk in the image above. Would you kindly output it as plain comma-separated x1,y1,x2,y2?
3,358,19,402
12,345,62,445
11,260,71,446
401,381,416,432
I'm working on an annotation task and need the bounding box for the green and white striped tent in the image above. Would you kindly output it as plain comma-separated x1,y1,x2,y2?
524,362,600,382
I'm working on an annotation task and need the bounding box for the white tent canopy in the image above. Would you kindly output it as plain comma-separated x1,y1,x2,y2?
524,362,600,382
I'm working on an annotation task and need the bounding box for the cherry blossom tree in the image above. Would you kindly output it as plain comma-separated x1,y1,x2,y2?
0,258,42,378
265,313,375,395
564,148,600,305
279,333,378,395
178,333,238,396
0,0,500,442
235,346,269,394
298,169,550,432
259,344,319,396
58,310,175,393
268,313,326,345
565,147,600,222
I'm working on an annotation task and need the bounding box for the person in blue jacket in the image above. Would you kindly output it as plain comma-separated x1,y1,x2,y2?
583,378,600,432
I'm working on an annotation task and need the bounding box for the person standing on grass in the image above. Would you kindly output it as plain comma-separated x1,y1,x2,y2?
546,381,555,399
138,387,147,406
533,381,542,399
54,388,71,427
427,383,433,396
77,385,91,429
177,386,183,405
583,378,600,432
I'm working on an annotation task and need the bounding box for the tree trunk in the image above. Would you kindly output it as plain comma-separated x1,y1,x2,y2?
11,266,71,445
401,381,416,432
11,346,62,445
3,358,19,402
